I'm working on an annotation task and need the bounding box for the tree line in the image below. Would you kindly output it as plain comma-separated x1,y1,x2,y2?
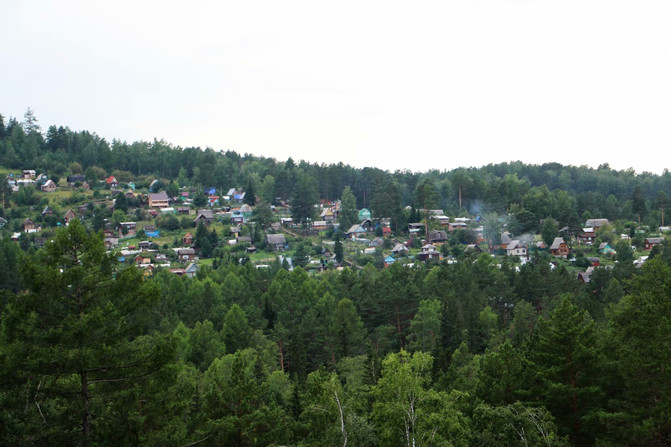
2,110,671,233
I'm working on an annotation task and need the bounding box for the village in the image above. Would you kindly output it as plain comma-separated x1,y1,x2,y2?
3,167,667,283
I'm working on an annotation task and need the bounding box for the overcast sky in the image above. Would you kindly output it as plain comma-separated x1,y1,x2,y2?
2,1,670,174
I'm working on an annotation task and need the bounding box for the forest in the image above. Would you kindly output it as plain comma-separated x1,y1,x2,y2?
1,110,671,446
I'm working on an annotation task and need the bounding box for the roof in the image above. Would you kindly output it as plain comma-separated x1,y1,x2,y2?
550,237,565,250
177,248,196,255
429,230,448,242
266,234,286,245
577,271,592,283
196,209,214,219
646,237,664,244
500,232,513,245
507,240,524,250
585,218,609,227
149,191,169,201
392,243,409,252
346,224,365,234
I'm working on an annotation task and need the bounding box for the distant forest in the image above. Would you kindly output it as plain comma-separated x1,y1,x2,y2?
1,110,670,232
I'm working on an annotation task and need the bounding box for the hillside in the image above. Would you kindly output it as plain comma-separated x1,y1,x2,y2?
1,112,671,445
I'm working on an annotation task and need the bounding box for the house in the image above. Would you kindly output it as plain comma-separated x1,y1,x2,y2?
177,206,191,214
135,255,152,265
119,222,137,237
22,218,38,233
239,204,253,217
266,234,287,251
169,268,186,276
237,236,252,245
382,226,392,237
577,267,594,283
321,208,335,222
384,256,396,267
312,220,328,231
204,187,216,196
104,229,119,249
22,170,36,179
41,179,57,192
579,228,596,244
599,242,616,255
585,219,610,230
369,237,384,248
106,176,119,188
408,223,424,235
448,221,468,232
428,230,448,244
64,209,77,225
177,248,198,261
465,244,484,254
392,243,409,256
432,215,451,226
42,205,54,216
182,233,194,245
230,210,245,224
358,208,371,221
550,237,569,258
491,231,514,251
345,224,366,239
587,257,600,267
148,191,170,208
417,244,441,262
506,240,528,257
138,241,153,250
644,237,664,250
67,175,86,186
185,263,198,278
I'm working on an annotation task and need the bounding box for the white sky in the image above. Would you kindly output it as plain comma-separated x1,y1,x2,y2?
2,1,670,174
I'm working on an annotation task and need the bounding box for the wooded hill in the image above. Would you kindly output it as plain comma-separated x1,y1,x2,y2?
1,111,671,445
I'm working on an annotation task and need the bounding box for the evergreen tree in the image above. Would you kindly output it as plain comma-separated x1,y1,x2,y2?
528,295,604,445
0,220,173,444
334,232,344,263
291,174,318,227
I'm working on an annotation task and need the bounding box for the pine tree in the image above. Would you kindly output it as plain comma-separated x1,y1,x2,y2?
0,220,174,444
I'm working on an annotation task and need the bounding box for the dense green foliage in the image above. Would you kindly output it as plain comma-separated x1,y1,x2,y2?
1,222,671,444
2,111,671,445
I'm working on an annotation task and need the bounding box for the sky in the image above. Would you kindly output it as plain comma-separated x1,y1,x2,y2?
2,1,670,174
